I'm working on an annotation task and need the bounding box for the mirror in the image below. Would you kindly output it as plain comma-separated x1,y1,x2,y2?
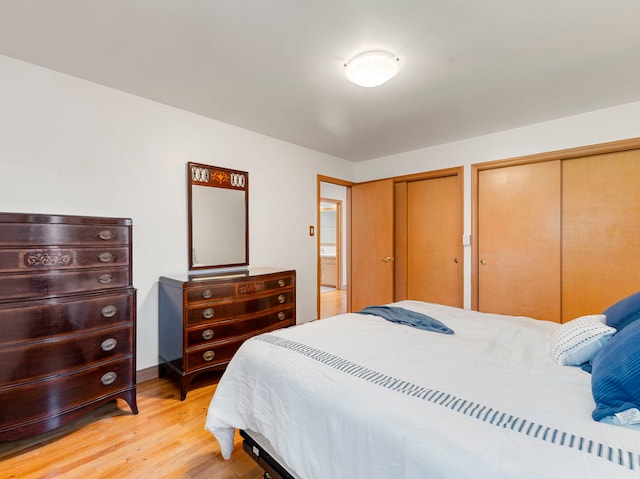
188,162,249,270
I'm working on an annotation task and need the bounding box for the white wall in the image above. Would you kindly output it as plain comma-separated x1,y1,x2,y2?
0,54,356,371
4,51,640,370
356,101,640,308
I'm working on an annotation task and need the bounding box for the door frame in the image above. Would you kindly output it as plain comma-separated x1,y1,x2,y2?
317,175,354,320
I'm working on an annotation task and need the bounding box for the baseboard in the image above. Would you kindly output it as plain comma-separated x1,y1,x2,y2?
136,365,160,384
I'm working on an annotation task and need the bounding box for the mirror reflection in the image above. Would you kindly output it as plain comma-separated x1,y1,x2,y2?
188,162,249,270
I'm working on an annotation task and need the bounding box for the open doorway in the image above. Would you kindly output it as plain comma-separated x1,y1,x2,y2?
318,177,351,319
320,198,342,292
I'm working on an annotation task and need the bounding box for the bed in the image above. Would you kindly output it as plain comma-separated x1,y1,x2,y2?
205,300,640,478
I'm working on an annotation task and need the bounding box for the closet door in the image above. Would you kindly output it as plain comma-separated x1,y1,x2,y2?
562,150,640,321
406,175,462,307
477,161,561,322
351,179,395,311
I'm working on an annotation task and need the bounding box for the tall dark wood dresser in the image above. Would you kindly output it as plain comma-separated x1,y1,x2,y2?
159,267,296,399
0,213,137,440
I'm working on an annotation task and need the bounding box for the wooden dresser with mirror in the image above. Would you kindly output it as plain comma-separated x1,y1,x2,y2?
159,163,296,399
0,212,137,440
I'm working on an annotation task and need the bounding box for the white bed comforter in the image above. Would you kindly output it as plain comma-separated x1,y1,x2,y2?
205,301,640,479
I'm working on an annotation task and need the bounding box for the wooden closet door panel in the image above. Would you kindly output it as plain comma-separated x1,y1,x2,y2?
407,175,462,307
562,150,640,321
394,182,408,301
351,179,395,311
478,161,561,322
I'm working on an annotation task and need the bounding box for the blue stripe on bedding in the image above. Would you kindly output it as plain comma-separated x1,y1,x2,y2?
254,334,640,472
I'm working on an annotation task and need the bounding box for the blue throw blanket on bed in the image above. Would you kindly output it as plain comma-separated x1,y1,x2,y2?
355,305,454,334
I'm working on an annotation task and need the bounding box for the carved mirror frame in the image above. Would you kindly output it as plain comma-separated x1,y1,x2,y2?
188,162,249,270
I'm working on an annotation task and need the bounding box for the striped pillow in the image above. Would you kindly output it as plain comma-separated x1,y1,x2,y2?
551,315,615,366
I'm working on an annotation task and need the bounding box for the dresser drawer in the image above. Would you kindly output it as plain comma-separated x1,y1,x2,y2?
185,275,293,304
0,357,133,430
185,290,295,327
0,291,135,346
0,326,132,386
0,223,129,247
184,337,246,371
186,308,295,348
0,267,131,301
186,283,238,304
0,247,129,273
261,274,295,291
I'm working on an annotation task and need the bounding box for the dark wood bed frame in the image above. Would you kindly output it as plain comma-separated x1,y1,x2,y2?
240,430,297,479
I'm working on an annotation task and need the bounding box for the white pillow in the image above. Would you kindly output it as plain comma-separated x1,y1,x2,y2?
551,314,615,366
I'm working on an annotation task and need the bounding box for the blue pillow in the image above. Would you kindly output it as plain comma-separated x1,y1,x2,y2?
591,319,640,422
603,291,640,331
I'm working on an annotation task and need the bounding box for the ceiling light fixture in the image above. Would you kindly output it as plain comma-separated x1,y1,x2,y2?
344,51,399,88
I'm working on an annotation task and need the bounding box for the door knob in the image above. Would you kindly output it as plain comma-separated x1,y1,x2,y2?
480,259,487,265
382,256,395,263
453,258,459,263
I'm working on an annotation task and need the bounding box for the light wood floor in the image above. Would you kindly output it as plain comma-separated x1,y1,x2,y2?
0,374,264,479
319,288,347,318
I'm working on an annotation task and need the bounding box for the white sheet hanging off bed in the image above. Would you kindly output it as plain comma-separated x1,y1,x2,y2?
205,300,640,479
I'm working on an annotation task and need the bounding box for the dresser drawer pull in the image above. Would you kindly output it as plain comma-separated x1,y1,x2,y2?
278,312,286,321
202,289,213,299
203,350,215,361
202,329,215,340
98,230,114,241
278,294,286,304
278,279,286,287
101,338,118,351
98,252,114,263
101,371,117,385
98,274,113,284
202,308,215,319
101,305,118,318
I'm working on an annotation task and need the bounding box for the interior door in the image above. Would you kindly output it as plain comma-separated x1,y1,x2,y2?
562,149,640,320
477,160,561,322
406,175,462,307
351,179,395,311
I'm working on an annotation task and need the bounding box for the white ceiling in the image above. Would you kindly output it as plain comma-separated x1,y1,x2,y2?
1,1,640,162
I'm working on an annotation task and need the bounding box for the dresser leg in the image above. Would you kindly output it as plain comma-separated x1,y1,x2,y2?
123,389,139,414
179,374,195,401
